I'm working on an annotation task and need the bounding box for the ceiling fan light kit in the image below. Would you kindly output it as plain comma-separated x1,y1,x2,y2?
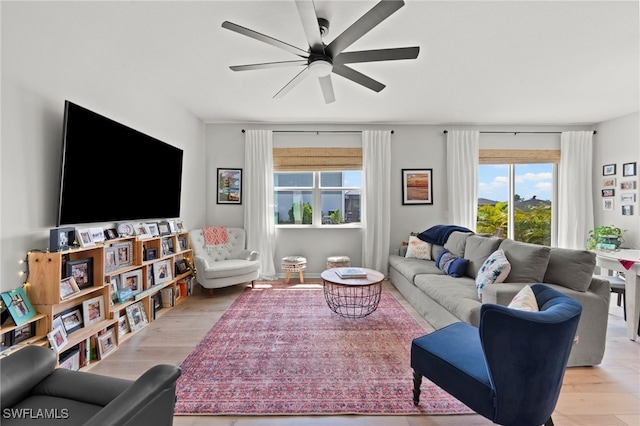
222,0,419,104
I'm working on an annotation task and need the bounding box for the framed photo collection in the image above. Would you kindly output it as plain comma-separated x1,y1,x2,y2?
603,161,637,215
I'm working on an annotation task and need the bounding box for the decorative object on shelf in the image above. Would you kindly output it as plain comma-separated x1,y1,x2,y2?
601,189,615,197
147,222,160,237
59,277,80,300
161,237,174,256
177,236,188,251
59,306,83,334
153,259,173,285
104,228,119,240
115,241,133,267
145,247,158,261
603,164,616,176
158,220,172,236
47,325,68,353
82,295,105,326
109,276,120,304
175,220,185,232
134,222,153,240
104,246,120,273
51,316,67,338
125,302,148,332
622,205,633,216
75,227,95,248
117,222,135,237
89,227,106,243
116,287,134,303
117,316,130,337
66,258,93,290
49,227,75,252
97,328,117,359
587,225,626,250
1,286,36,326
12,322,35,345
217,168,242,204
121,270,143,296
168,220,177,233
623,162,637,176
401,169,433,205
175,259,191,275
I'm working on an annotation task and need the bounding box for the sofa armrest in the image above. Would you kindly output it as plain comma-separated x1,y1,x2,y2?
0,345,58,409
233,249,260,261
194,254,210,270
481,283,526,306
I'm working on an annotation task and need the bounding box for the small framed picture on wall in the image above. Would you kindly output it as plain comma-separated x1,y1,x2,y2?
603,164,616,176
217,168,242,204
623,162,637,177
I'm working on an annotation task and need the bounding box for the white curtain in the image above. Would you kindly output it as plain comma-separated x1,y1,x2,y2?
244,130,277,279
558,131,594,249
362,130,391,275
446,130,479,230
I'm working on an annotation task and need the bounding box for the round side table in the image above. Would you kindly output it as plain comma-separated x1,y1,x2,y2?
320,268,385,318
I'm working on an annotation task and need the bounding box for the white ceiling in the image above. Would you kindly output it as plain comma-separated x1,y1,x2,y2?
23,1,640,125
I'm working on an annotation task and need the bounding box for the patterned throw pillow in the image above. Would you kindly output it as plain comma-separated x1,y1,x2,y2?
405,236,432,260
475,249,511,299
508,285,539,312
435,249,469,278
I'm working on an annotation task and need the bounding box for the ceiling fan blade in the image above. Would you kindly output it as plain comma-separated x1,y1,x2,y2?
326,0,405,58
318,74,336,103
334,46,419,65
332,63,385,92
274,66,312,98
295,0,324,53
230,60,308,72
222,21,309,58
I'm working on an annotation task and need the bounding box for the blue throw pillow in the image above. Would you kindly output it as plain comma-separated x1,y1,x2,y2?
436,248,469,278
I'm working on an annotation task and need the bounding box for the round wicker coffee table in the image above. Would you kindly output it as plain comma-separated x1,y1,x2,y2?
321,268,385,318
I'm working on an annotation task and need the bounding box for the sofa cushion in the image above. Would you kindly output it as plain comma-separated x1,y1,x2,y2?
414,274,482,325
436,249,469,278
499,239,550,283
464,235,503,278
475,249,511,299
405,235,432,260
388,255,443,282
543,248,596,292
203,259,259,279
508,285,539,312
444,231,472,258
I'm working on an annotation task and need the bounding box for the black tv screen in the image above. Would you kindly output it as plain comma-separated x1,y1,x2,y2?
57,101,183,226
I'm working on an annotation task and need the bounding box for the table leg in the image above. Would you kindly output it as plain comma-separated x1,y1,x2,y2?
626,268,640,341
285,271,291,284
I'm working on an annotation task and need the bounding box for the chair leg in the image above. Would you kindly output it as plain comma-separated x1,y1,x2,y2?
208,288,214,297
544,416,554,426
299,270,304,283
285,271,291,284
412,370,422,405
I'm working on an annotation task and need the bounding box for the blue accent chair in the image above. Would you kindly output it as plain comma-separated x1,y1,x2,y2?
411,283,582,426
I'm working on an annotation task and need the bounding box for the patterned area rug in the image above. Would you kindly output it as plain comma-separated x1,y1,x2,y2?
175,282,473,415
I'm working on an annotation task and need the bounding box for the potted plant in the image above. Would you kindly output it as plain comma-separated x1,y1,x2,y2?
587,225,625,250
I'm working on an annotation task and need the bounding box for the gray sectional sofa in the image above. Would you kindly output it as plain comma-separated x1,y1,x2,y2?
389,230,611,367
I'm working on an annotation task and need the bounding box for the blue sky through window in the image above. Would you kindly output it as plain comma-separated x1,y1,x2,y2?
478,164,553,201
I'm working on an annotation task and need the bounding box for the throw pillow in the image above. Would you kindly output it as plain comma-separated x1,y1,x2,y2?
508,285,539,312
405,236,432,260
435,249,469,278
475,249,511,300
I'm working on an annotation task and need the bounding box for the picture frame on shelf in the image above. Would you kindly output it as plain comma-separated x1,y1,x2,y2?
175,259,191,275
601,189,615,197
110,276,120,305
97,328,117,359
622,205,633,216
60,306,83,334
89,227,105,243
51,315,67,338
117,222,135,237
117,316,130,337
104,228,119,240
82,295,105,327
66,258,93,290
147,264,155,287
621,180,637,190
12,322,36,345
134,222,153,240
75,228,95,248
603,177,616,188
47,326,68,353
217,168,242,204
603,198,614,211
623,162,637,177
49,227,75,252
161,238,174,256
175,220,184,232
115,241,133,267
168,220,177,234
125,302,148,332
177,236,188,251
104,246,120,273
158,221,172,236
145,248,158,261
146,222,160,237
1,286,36,326
153,259,173,285
402,168,433,205
121,270,143,295
60,277,80,300
603,164,616,176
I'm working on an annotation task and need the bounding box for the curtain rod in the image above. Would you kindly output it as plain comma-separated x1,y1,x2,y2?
241,129,394,134
442,130,596,135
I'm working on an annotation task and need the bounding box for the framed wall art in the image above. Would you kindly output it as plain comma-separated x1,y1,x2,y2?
621,180,637,190
217,168,242,204
401,169,433,205
622,205,633,216
602,177,616,188
603,198,614,211
603,164,616,176
601,189,615,197
623,162,637,176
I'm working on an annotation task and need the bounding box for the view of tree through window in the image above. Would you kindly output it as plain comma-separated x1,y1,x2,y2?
477,164,553,245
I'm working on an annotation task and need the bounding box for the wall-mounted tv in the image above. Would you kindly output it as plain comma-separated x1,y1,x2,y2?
57,101,183,226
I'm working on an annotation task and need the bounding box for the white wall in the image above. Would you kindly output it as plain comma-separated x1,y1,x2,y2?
1,3,207,292
594,112,640,249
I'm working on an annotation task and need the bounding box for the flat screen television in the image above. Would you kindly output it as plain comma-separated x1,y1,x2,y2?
57,101,184,226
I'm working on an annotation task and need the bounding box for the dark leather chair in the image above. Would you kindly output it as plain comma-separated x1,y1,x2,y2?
1,345,181,425
411,283,581,426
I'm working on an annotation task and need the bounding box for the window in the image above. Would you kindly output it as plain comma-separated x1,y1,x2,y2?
477,149,558,246
274,171,362,226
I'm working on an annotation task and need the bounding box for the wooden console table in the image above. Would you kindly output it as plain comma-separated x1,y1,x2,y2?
595,249,640,341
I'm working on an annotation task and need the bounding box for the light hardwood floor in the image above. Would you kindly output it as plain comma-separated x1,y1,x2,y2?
88,280,640,426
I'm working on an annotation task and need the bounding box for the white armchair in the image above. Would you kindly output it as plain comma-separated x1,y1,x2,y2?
189,228,260,296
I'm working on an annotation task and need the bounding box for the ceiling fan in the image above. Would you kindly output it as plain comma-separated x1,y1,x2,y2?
222,0,420,103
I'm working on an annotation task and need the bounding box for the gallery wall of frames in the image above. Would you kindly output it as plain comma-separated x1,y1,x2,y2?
0,219,194,370
601,161,637,215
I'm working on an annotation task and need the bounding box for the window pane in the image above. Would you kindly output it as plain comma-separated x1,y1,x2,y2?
321,190,361,224
477,165,509,236
320,171,362,187
275,190,313,224
513,164,552,245
274,172,313,187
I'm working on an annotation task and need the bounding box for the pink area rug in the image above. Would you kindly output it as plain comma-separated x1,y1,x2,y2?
174,282,473,415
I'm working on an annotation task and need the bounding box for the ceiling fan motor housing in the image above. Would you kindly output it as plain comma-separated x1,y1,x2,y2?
318,17,329,37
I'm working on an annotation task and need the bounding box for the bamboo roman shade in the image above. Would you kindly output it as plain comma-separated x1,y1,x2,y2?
273,147,363,171
479,149,560,164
